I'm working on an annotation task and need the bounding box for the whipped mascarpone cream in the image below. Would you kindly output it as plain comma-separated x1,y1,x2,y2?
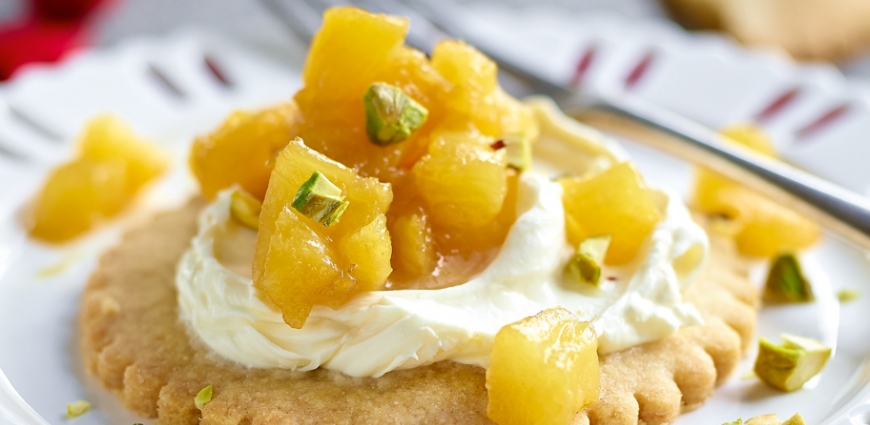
176,100,709,377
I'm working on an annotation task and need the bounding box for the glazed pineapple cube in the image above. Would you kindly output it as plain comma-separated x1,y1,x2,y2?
253,138,393,328
292,8,427,179
27,159,129,242
720,123,777,156
78,114,169,191
28,115,168,243
734,197,821,257
389,211,436,278
431,40,538,140
431,39,498,104
413,130,508,230
487,307,599,425
693,123,820,257
189,103,299,200
302,6,408,101
337,215,392,286
560,162,661,265
260,207,344,327
375,46,452,118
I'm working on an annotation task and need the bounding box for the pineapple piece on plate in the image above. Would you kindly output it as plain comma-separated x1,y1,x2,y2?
253,138,393,328
487,307,599,425
560,162,661,265
27,159,129,242
27,115,168,243
189,103,299,200
413,130,508,230
693,124,820,257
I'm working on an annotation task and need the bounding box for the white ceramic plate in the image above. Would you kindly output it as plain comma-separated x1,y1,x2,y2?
1,8,870,425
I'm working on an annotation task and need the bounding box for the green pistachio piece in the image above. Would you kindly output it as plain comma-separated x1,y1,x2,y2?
194,385,213,410
66,400,91,418
323,200,350,227
502,134,533,172
764,253,814,303
837,288,860,303
566,235,611,286
721,420,743,425
230,188,262,230
364,82,429,145
754,334,831,392
291,171,348,227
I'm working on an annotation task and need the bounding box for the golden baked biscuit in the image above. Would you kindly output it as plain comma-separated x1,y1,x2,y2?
79,202,757,424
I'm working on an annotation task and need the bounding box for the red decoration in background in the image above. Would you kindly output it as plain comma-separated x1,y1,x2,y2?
0,0,110,81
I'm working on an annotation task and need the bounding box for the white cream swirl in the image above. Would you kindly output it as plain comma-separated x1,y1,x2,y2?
177,170,707,377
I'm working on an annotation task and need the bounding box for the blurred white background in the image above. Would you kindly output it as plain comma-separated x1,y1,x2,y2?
3,0,870,78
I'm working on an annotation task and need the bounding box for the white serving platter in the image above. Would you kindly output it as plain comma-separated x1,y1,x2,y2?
1,7,870,424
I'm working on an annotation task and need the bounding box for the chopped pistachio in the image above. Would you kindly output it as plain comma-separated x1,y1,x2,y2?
194,385,213,410
721,420,743,425
502,134,533,172
754,334,831,392
66,400,91,418
291,171,348,227
764,253,814,303
230,189,262,230
837,288,860,303
323,200,350,227
363,82,428,145
566,235,611,286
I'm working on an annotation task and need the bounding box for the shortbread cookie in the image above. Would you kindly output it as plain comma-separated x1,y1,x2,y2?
661,0,870,61
80,202,758,424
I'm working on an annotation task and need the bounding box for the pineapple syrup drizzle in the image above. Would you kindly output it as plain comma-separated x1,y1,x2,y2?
175,98,709,377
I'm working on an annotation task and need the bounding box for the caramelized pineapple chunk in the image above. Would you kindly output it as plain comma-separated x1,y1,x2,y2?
294,7,418,181
254,138,392,328
302,6,408,101
189,103,299,200
28,115,167,243
487,307,599,425
78,114,169,191
560,162,661,265
734,198,821,257
260,208,344,327
27,159,129,242
431,39,498,105
721,123,777,156
337,215,392,286
413,130,508,230
693,124,820,257
431,40,537,140
375,46,452,119
389,211,436,278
